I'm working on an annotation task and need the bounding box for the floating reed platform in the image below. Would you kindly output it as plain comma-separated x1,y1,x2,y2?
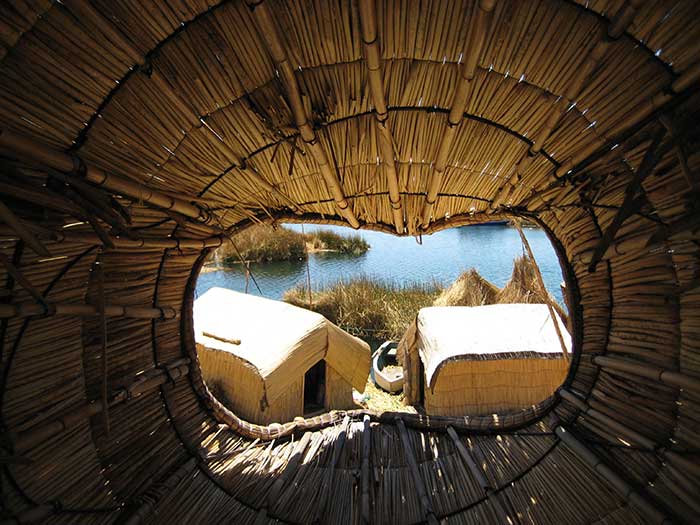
0,0,698,523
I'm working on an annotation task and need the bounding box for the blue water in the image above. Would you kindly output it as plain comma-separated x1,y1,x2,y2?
196,224,565,305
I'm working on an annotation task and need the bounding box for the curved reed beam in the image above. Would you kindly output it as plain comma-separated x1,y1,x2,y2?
358,0,404,234
490,0,643,209
245,0,360,229
0,302,177,319
0,129,212,225
420,0,497,229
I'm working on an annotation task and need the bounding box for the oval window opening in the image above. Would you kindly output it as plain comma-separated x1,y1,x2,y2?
194,220,575,424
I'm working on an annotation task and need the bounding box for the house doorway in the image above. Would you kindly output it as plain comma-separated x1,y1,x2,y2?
303,360,326,415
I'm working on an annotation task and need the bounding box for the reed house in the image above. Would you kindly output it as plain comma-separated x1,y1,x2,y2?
1,0,699,523
195,288,370,424
399,304,571,415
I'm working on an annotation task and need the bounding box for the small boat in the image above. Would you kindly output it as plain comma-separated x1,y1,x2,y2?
372,340,404,393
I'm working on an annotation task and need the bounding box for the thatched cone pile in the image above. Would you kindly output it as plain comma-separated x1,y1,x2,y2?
434,256,560,306
498,255,552,304
433,268,500,307
433,256,570,329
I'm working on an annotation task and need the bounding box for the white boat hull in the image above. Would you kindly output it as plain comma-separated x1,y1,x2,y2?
372,341,404,393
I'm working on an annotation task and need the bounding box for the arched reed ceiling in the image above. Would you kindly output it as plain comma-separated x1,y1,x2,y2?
0,0,692,235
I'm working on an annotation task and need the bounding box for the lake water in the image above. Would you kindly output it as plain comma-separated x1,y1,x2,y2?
196,224,566,305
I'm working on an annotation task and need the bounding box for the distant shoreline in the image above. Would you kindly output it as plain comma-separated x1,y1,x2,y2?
201,244,363,273
196,224,566,308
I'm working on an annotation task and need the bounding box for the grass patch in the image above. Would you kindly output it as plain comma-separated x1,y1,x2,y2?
356,377,417,413
284,276,441,340
209,225,370,265
216,225,307,264
307,229,370,255
284,257,566,341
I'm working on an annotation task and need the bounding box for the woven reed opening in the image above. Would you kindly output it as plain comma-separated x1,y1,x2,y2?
187,215,581,427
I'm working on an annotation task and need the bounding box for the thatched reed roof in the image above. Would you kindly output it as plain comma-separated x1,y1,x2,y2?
0,0,698,523
195,287,370,398
433,268,500,306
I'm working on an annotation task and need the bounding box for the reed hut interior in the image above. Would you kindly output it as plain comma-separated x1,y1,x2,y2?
398,304,571,416
0,0,699,523
194,287,370,424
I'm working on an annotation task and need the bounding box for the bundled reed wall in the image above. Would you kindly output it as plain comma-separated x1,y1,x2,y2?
424,357,568,416
0,0,698,523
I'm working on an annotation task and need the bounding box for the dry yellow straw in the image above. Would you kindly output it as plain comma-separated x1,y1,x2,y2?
514,220,569,361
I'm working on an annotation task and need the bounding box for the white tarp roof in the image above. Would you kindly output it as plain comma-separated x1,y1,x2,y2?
194,287,370,401
408,304,571,389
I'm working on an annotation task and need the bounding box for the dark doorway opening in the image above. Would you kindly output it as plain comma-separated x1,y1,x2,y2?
303,360,326,415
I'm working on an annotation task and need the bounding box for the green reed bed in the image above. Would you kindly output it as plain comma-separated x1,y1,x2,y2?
283,256,566,341
284,276,441,340
209,225,370,266
306,229,370,255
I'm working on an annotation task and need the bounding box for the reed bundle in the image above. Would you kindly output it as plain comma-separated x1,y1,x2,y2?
0,0,698,522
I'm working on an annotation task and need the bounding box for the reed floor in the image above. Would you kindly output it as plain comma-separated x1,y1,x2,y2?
185,415,630,525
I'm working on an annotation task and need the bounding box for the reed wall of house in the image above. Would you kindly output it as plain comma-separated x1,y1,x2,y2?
198,345,355,423
400,336,423,406
424,358,569,416
0,0,699,523
197,344,305,425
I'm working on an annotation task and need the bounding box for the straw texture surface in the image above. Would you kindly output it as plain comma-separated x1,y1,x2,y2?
0,0,698,522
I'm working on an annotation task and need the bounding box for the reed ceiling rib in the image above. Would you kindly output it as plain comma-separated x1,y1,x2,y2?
245,0,360,229
359,0,404,234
